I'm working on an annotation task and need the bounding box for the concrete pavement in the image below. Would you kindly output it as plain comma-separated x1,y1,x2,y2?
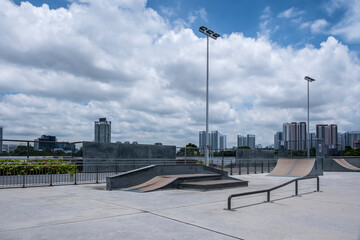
0,172,359,240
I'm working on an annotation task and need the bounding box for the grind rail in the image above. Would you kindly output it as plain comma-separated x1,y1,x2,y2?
227,176,320,210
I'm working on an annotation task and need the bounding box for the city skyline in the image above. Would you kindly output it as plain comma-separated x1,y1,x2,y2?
0,0,359,147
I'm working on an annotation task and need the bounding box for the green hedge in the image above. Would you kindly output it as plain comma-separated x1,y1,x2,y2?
0,158,76,176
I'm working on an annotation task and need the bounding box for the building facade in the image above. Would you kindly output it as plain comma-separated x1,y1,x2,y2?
316,124,337,149
340,131,360,149
0,126,3,153
237,134,255,149
274,131,283,150
220,135,227,151
34,135,57,150
282,122,307,151
94,118,111,143
199,130,226,153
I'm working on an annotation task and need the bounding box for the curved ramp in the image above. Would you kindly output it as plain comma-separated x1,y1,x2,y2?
288,158,315,177
129,176,176,192
126,174,221,192
269,158,295,176
270,158,321,177
333,159,360,171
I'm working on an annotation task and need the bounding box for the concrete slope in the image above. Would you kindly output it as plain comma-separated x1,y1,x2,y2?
270,158,321,177
128,176,176,192
333,158,360,171
126,174,221,192
269,158,295,176
288,158,315,177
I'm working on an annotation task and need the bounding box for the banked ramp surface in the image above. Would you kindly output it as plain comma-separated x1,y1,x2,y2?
333,158,360,171
125,174,220,192
270,158,322,177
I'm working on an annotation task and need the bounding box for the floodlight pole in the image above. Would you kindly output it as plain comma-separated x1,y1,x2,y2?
199,26,220,167
305,76,315,158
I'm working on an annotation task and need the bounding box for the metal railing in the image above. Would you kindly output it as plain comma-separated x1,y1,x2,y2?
227,176,320,210
0,158,192,188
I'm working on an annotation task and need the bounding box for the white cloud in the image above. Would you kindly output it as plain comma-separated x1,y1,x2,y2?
0,0,359,148
278,7,304,19
311,19,329,33
327,0,360,42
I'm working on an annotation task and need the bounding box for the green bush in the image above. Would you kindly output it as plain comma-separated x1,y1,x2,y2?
0,158,76,176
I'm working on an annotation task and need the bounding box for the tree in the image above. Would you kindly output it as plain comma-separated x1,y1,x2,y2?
177,143,199,156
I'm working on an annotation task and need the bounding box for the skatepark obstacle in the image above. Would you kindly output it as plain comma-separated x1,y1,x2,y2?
269,158,323,177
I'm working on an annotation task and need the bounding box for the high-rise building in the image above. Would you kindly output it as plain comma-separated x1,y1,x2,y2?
237,134,255,149
220,135,227,151
297,122,307,151
34,135,57,150
0,126,3,153
237,135,247,148
199,131,224,153
274,132,283,150
340,131,360,149
94,118,111,143
282,122,307,151
247,134,256,150
316,124,337,149
199,131,207,153
211,130,220,152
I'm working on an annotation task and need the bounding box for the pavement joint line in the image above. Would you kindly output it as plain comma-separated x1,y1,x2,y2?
0,211,145,233
147,211,245,240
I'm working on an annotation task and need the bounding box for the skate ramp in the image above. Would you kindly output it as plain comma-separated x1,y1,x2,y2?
126,174,221,192
106,165,247,191
333,159,360,171
269,158,295,176
288,158,316,177
270,158,322,177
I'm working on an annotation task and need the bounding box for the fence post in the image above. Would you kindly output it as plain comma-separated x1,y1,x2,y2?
50,158,53,186
74,160,77,185
254,160,257,174
22,159,26,188
268,160,270,173
295,180,298,196
230,160,233,175
96,163,99,184
26,141,30,159
221,157,224,171
317,177,320,191
184,147,187,165
267,190,270,202
261,161,264,173
247,161,249,174
238,160,241,175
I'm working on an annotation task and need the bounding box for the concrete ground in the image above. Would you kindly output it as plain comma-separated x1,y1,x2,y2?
0,172,359,240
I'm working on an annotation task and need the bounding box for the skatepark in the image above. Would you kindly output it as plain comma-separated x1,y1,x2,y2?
0,171,359,240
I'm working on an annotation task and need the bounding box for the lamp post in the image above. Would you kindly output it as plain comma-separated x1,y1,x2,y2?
199,26,220,166
304,76,315,158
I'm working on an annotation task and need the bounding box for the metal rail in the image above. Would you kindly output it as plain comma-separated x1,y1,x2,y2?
227,176,320,210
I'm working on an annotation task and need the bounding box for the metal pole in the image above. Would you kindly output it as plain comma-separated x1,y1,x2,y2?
205,35,210,167
307,80,310,158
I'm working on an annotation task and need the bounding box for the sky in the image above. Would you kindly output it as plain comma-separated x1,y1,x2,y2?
0,0,359,148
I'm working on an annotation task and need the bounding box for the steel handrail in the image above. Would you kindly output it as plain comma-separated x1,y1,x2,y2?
227,176,320,210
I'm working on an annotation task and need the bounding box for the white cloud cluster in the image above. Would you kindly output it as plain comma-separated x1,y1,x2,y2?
0,0,359,147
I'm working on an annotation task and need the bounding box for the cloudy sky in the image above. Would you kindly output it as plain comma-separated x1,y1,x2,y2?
0,0,359,147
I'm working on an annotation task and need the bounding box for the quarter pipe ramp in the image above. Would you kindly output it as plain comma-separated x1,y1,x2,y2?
333,158,360,171
270,158,322,177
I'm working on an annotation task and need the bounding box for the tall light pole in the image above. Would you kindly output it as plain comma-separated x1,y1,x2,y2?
199,26,220,166
304,76,315,158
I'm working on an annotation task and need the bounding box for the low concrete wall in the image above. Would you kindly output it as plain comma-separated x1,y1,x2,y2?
83,142,176,159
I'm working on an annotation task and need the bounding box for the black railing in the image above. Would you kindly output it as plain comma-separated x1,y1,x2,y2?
227,176,320,210
0,158,191,188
